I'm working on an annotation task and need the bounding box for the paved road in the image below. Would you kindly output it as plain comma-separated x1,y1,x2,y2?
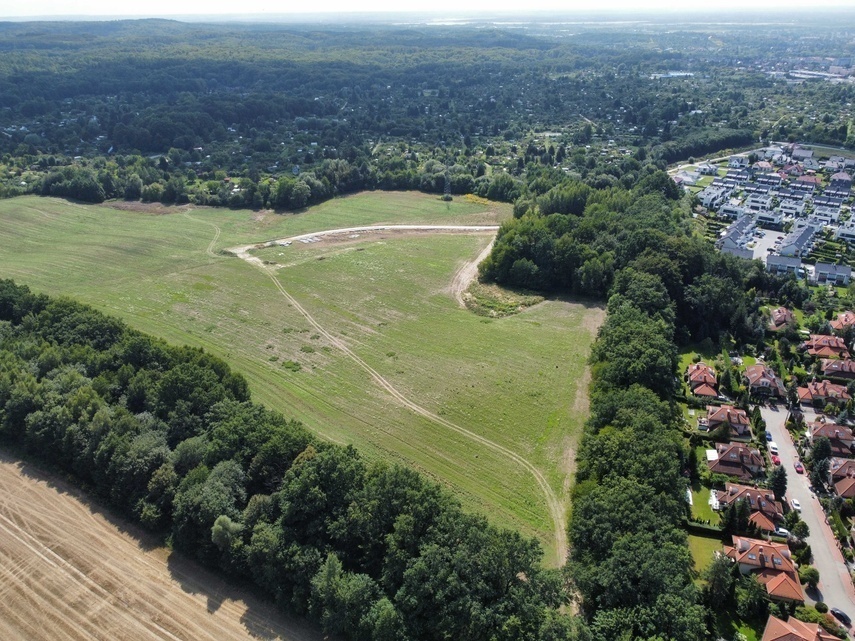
761,406,855,617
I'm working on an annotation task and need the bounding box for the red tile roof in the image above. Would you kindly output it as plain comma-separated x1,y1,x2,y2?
710,444,764,480
725,537,803,603
830,457,855,480
801,335,850,359
687,362,717,389
718,483,783,521
835,476,855,499
693,383,718,397
798,380,852,405
761,614,838,641
820,358,855,378
744,365,787,397
831,310,855,331
770,307,795,330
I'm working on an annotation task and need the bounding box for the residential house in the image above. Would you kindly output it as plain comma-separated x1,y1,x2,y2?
724,536,804,603
807,419,855,458
781,163,804,177
814,263,852,286
791,147,813,162
755,173,782,187
728,155,749,169
777,199,806,217
820,358,855,379
804,158,822,172
778,227,815,257
760,615,837,641
746,194,773,211
699,186,728,209
707,405,751,437
753,161,774,173
697,162,718,176
829,171,853,193
727,169,751,185
718,204,744,220
835,221,855,243
743,364,787,398
686,362,717,397
769,307,795,332
765,255,802,277
800,334,850,359
717,483,784,532
756,210,784,228
813,194,845,208
708,443,764,480
830,457,855,499
717,216,754,252
812,205,840,224
798,380,852,407
830,310,855,332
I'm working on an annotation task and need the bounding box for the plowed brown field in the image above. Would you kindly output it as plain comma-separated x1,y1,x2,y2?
0,451,323,641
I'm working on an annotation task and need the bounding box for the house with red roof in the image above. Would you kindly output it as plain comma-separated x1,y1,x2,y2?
798,380,852,407
800,334,850,359
769,306,795,332
724,536,804,603
807,419,855,457
707,405,751,438
830,310,855,332
820,358,855,379
743,365,787,398
717,483,783,532
761,614,837,641
830,457,855,499
686,362,717,397
708,443,764,481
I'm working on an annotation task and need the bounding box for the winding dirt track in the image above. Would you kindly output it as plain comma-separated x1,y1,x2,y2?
223,224,568,564
0,452,323,641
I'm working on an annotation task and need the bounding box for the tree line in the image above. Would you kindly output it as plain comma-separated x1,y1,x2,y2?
0,279,581,641
476,167,798,638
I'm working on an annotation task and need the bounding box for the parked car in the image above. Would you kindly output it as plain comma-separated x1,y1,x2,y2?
794,461,804,474
774,527,790,538
765,432,773,442
830,608,851,627
791,498,802,512
771,455,781,465
769,442,779,455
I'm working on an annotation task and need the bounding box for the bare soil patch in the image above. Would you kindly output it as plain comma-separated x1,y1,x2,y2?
0,451,322,641
102,201,197,216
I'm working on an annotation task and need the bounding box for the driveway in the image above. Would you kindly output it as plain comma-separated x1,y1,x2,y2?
761,406,855,617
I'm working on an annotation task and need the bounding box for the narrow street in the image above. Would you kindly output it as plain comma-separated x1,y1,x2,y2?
760,406,855,616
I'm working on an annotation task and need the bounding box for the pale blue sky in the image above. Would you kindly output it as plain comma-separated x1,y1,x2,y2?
2,0,854,19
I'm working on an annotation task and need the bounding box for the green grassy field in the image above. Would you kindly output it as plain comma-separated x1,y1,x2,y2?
0,192,602,565
688,532,722,576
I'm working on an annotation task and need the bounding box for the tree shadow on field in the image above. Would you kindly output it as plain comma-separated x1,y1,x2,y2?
1,446,162,552
166,551,327,640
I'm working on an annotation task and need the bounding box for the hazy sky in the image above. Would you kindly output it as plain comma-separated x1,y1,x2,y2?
3,0,854,19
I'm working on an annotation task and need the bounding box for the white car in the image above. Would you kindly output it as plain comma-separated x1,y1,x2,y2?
791,499,802,512
769,442,779,455
775,527,790,537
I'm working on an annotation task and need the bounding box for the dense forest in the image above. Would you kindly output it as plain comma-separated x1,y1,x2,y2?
1,18,855,207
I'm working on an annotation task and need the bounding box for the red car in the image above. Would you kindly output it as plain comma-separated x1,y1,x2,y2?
771,455,781,465
794,461,804,474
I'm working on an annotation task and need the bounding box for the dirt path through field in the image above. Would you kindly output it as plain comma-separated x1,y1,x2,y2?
223,224,568,565
451,239,494,307
0,451,323,641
